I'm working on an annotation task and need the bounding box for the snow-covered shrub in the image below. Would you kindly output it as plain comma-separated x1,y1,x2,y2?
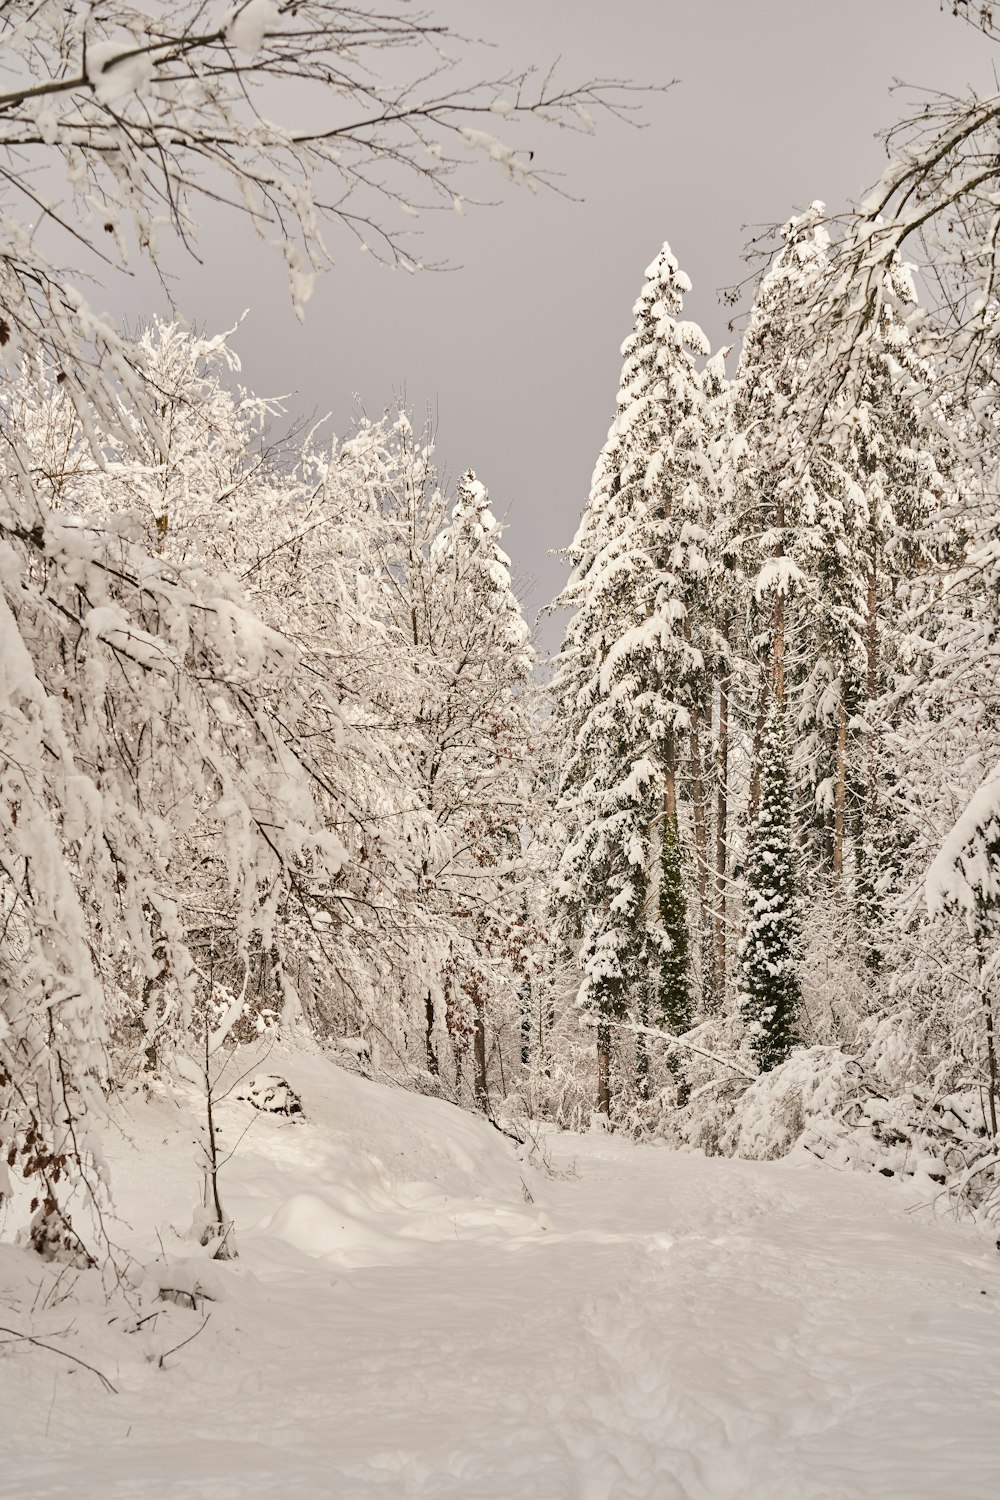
799,1087,998,1212
718,1046,864,1160
670,1035,1000,1219
335,1038,382,1076
857,1006,968,1095
675,1075,748,1157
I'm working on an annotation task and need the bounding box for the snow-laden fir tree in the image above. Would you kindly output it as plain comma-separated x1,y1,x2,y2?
553,242,718,1114
732,210,946,1045
733,204,829,784
738,705,801,1073
793,253,948,904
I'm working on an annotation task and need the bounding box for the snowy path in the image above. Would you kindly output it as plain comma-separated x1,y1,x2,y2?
4,1059,1000,1499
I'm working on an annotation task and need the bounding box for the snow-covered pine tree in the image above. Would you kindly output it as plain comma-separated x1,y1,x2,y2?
694,349,736,1013
552,242,718,1114
733,203,828,799
731,209,950,1048
738,705,802,1073
793,252,947,908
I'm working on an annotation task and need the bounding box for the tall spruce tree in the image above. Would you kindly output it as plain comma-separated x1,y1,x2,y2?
553,242,716,1114
734,210,950,1034
733,205,830,772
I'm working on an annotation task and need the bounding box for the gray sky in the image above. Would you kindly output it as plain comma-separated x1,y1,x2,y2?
113,1,993,650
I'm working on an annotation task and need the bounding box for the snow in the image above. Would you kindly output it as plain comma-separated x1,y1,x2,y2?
224,0,279,56
85,41,154,105
926,763,1000,925
3,1047,1000,1499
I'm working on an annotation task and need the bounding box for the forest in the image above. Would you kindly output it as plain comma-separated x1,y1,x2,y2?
5,5,1000,1496
1,0,999,1272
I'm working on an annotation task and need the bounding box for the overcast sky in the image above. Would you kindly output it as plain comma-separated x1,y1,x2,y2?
113,1,993,650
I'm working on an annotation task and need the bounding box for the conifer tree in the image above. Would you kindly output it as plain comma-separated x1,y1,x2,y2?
738,706,801,1073
734,204,829,810
552,242,717,1114
735,210,948,1020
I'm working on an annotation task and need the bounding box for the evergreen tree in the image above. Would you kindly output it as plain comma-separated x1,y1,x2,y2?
552,242,717,1114
733,203,829,784
735,210,949,1018
738,706,801,1072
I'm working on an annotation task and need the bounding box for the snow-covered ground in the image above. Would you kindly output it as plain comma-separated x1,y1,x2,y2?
2,1046,999,1499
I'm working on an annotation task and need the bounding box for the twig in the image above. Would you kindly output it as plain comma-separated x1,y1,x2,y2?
0,1324,117,1393
157,1313,211,1368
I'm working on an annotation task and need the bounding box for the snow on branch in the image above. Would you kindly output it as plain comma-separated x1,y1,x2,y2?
581,1016,756,1081
0,1,649,440
926,766,1000,931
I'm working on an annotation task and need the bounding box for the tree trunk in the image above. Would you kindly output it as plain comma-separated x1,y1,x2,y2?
748,670,769,820
689,708,709,923
424,992,439,1076
977,934,999,1140
866,563,879,705
689,706,712,1007
664,726,677,823
772,490,787,706
833,694,847,883
752,494,787,817
596,1016,612,1117
201,1022,236,1259
714,669,730,1007
773,593,786,705
865,558,880,829
635,997,650,1101
473,1002,488,1110
520,975,532,1068
140,904,168,1071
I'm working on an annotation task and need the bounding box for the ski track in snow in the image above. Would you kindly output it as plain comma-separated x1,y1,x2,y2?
2,1051,1000,1500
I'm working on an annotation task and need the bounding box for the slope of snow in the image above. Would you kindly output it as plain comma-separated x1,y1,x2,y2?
2,1045,999,1499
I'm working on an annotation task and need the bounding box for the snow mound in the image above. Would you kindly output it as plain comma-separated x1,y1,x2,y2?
104,1043,543,1272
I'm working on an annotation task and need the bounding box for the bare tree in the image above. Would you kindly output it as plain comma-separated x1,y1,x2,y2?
0,1,643,447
